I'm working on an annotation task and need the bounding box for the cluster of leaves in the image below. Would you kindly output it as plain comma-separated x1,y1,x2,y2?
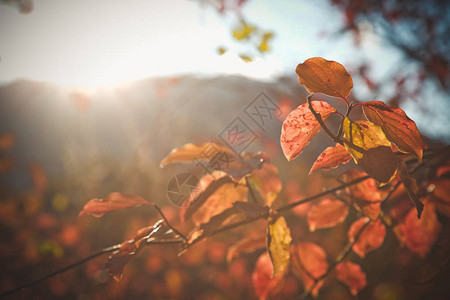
73,57,450,299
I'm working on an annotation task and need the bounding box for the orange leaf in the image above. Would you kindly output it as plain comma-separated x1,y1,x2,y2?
362,101,423,162
79,192,149,217
309,143,352,174
307,198,349,231
335,261,367,296
160,142,233,166
341,169,382,203
281,101,336,161
291,242,328,297
296,57,353,98
267,216,292,277
395,203,441,257
343,118,398,183
191,182,247,227
349,218,386,257
252,252,284,300
429,179,450,217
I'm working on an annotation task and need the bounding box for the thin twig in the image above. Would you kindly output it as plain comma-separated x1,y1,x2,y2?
245,177,259,203
307,95,342,145
151,204,187,241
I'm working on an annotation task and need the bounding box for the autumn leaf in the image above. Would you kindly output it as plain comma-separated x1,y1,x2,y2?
335,261,367,296
191,182,248,227
267,216,292,277
291,242,328,297
232,21,256,40
309,143,352,174
362,101,423,161
182,173,232,221
295,57,353,99
79,192,149,217
160,142,233,166
227,235,267,262
233,201,270,219
247,163,282,206
395,203,441,257
252,252,284,300
398,160,424,218
349,218,386,257
281,101,336,161
340,169,382,220
307,198,349,231
430,179,450,217
343,118,399,183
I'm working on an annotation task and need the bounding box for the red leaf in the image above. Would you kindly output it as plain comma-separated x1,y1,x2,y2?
349,218,386,257
291,242,328,297
79,192,149,217
398,160,424,218
252,252,284,300
430,179,450,217
296,57,353,98
309,144,352,174
395,203,441,257
160,142,233,166
307,198,349,231
336,261,367,295
281,101,336,161
362,101,423,161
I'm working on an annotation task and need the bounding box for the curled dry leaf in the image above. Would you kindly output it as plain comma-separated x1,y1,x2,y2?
395,203,441,257
247,163,282,206
106,220,174,281
335,261,367,296
267,216,292,277
349,218,386,258
291,242,328,297
362,101,423,162
79,192,149,218
309,143,352,174
227,235,267,262
281,101,336,161
160,142,233,166
296,57,353,99
307,198,349,231
252,252,284,300
343,118,398,183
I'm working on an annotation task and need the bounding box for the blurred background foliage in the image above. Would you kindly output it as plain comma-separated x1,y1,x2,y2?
0,0,449,299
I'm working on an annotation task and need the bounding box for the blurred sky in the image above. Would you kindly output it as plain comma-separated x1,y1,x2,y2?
0,0,399,88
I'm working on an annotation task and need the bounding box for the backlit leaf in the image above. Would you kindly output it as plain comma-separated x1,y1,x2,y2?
343,118,398,183
247,163,282,206
340,169,382,203
252,252,284,300
362,101,423,161
267,216,292,277
191,182,248,227
160,142,233,166
429,179,450,217
291,242,328,297
307,198,349,231
309,143,352,174
398,160,424,218
296,57,353,98
349,218,386,257
395,203,441,257
281,101,336,161
79,192,149,218
336,261,367,296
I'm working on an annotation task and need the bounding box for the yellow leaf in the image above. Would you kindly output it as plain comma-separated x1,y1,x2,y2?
232,22,256,40
296,57,353,99
343,118,398,183
267,216,292,277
